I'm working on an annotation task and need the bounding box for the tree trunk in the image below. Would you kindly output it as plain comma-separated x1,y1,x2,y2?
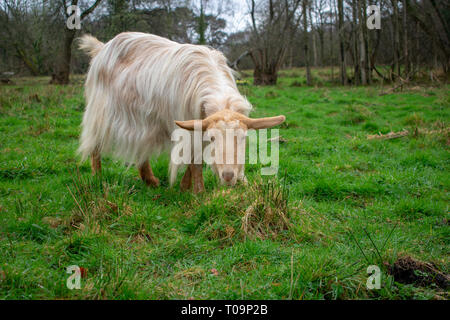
337,0,347,85
402,0,410,77
51,0,103,85
414,20,420,74
329,3,335,81
363,0,371,83
358,0,367,84
312,30,318,67
352,0,360,84
303,0,312,85
253,65,278,85
309,6,317,67
197,0,207,45
318,29,325,67
370,28,382,80
51,29,76,85
391,0,401,78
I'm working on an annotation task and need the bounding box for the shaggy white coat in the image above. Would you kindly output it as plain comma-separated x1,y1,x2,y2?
78,32,252,184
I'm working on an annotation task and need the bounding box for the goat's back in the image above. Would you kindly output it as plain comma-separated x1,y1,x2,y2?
79,32,238,166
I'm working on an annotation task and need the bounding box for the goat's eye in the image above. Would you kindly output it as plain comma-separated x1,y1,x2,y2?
210,136,215,142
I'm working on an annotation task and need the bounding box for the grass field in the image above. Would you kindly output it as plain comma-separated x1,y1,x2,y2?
0,70,449,299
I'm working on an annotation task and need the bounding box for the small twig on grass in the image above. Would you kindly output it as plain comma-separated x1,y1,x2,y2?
381,221,399,251
362,227,383,264
289,250,294,299
367,129,409,140
347,230,371,265
288,250,301,300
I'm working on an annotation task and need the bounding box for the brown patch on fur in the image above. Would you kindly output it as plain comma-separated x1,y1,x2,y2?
97,67,110,85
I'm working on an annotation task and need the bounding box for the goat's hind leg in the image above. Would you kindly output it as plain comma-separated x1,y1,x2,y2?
138,160,160,187
190,164,205,194
91,150,101,175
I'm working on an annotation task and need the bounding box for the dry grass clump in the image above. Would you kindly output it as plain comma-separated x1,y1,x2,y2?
241,178,293,240
66,170,133,231
342,105,373,125
181,177,295,242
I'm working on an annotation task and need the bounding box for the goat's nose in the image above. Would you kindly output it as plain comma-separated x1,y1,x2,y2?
222,171,234,182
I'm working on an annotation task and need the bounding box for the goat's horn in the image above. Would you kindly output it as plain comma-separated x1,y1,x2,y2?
242,115,286,129
175,119,210,131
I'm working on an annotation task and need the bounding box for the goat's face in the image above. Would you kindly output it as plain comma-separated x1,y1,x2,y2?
206,118,247,186
175,109,285,186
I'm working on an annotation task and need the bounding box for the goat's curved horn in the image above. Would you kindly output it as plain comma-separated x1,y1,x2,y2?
242,115,286,129
175,119,210,131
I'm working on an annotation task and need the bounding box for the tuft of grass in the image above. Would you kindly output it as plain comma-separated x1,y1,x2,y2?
242,178,293,240
66,169,135,232
341,105,373,125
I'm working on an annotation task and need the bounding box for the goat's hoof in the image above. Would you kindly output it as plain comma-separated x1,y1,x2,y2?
144,176,159,187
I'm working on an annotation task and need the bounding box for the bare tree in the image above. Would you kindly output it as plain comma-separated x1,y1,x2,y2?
0,0,55,75
248,0,302,85
405,0,450,74
1,0,449,84
51,0,103,84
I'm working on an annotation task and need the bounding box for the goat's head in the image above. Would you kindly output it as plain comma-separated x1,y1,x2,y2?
175,109,285,186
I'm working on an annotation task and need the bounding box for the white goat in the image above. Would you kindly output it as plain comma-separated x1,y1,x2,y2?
78,32,285,193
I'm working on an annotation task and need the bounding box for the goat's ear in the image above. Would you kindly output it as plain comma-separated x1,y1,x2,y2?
175,119,209,131
243,115,286,129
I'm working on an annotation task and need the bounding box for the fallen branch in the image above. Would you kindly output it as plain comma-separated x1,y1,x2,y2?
379,68,419,96
367,130,409,140
379,82,405,96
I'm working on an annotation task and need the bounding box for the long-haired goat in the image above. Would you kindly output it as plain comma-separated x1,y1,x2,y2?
78,32,285,193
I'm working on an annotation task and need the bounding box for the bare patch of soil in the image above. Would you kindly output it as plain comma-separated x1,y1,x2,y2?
388,256,449,289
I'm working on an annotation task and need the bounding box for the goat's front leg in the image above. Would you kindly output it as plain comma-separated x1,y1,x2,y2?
190,164,204,194
138,160,160,187
180,165,192,191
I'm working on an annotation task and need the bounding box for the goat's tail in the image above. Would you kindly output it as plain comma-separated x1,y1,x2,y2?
78,34,104,58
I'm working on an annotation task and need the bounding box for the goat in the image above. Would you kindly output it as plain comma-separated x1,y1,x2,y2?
78,32,285,193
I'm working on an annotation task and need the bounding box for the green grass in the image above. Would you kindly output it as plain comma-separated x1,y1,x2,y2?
0,72,449,299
